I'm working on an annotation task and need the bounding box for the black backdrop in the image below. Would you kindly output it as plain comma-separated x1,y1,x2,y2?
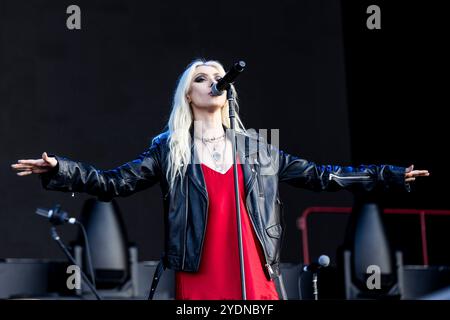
341,0,449,265
0,0,447,266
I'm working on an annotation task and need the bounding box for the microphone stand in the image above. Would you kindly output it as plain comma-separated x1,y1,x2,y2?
227,87,247,300
304,255,330,300
50,226,102,300
312,272,319,300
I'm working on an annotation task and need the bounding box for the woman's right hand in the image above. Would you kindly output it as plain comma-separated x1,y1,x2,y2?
11,152,58,176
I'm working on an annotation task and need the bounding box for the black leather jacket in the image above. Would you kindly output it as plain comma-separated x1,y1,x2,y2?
40,129,409,279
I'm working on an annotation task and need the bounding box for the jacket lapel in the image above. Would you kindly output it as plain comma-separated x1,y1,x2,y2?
187,140,208,199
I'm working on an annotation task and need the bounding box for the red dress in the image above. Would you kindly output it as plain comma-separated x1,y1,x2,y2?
175,162,279,300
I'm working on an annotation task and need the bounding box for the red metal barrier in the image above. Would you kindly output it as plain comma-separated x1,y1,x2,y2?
297,207,450,266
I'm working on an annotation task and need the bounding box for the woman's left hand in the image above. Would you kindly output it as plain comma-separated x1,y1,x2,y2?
405,164,430,183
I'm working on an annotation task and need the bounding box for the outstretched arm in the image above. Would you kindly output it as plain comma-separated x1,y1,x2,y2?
271,146,429,192
11,143,162,200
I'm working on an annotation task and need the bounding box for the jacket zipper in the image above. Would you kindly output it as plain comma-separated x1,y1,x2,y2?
181,179,189,269
329,173,371,181
254,159,264,197
188,170,209,271
196,186,209,271
245,170,274,279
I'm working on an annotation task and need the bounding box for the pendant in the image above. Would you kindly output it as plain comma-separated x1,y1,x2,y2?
212,151,221,162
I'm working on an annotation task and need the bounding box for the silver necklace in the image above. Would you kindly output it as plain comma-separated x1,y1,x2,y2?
194,133,225,143
201,138,227,171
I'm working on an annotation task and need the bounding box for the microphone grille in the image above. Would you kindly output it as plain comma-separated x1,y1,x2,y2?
237,61,246,70
318,255,330,267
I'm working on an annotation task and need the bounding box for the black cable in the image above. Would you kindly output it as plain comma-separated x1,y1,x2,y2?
50,227,102,300
75,221,96,288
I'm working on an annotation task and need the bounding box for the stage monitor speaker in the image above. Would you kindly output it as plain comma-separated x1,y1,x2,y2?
400,265,450,299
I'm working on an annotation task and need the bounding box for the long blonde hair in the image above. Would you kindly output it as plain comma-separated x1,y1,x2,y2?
165,59,247,191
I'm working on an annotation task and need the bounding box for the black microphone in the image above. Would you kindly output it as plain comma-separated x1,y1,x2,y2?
36,204,77,225
303,255,330,272
210,61,246,96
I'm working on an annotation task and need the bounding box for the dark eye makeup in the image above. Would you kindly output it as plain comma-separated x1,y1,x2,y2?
194,75,222,83
194,76,205,82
